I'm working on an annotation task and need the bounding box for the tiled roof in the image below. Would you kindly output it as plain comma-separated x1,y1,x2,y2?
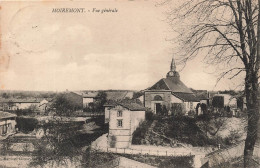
104,100,146,111
106,91,130,100
172,92,200,102
0,111,17,119
192,90,209,100
73,91,99,98
148,78,193,93
74,90,135,100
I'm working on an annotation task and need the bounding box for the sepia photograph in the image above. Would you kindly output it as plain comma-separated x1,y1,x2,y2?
0,0,259,167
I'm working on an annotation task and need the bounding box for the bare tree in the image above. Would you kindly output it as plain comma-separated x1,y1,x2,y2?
161,0,260,167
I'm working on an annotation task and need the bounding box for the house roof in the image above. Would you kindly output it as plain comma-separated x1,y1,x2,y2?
192,89,209,100
73,91,99,98
104,100,146,111
0,111,17,119
106,91,134,101
148,78,193,94
172,92,200,102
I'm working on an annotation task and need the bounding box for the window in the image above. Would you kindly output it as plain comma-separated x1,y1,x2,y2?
117,110,122,117
117,119,123,127
154,95,163,101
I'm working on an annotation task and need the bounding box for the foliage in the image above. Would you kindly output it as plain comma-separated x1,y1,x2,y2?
170,103,185,116
51,93,82,116
145,108,154,121
134,116,242,147
212,96,224,109
16,117,38,133
109,135,117,148
82,148,117,168
153,117,211,146
188,110,196,116
132,120,153,145
162,0,260,166
132,91,144,99
2,92,10,99
30,120,91,167
84,91,107,112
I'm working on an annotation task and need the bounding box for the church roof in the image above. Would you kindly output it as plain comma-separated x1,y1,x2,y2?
148,78,193,94
172,92,200,102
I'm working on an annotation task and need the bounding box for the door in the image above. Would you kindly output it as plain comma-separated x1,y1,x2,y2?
155,103,162,115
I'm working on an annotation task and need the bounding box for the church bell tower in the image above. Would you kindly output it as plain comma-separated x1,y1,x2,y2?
166,57,180,79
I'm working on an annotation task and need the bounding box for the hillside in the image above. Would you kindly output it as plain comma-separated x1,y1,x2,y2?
132,116,246,148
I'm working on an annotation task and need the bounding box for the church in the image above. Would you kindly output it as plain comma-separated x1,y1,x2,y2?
144,57,200,115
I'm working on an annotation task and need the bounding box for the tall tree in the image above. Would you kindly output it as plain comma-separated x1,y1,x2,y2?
163,0,259,166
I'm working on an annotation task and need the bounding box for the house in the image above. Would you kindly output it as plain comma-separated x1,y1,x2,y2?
38,98,52,113
104,101,146,148
144,57,200,115
0,99,45,111
73,91,99,108
0,111,17,137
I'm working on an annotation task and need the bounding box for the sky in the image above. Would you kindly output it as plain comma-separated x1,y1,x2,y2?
0,0,244,91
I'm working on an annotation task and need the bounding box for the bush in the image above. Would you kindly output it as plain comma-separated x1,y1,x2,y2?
132,120,153,144
171,103,185,116
188,110,196,116
145,109,154,121
16,117,38,133
109,135,117,148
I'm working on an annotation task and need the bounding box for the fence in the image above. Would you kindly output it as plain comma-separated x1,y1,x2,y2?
93,145,194,157
73,112,104,117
